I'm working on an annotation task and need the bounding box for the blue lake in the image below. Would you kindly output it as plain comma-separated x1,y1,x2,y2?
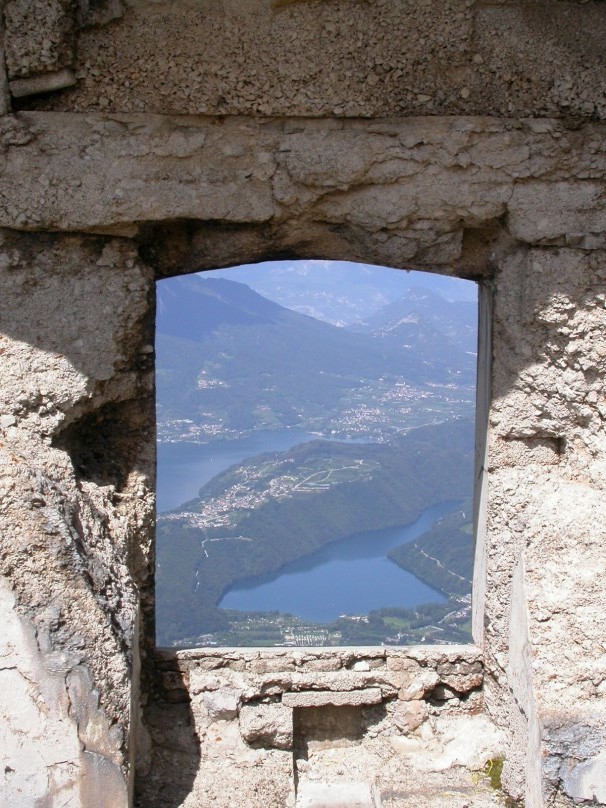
219,500,453,622
158,432,456,623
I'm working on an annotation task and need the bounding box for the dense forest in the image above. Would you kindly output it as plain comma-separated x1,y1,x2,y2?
389,498,474,598
156,419,474,645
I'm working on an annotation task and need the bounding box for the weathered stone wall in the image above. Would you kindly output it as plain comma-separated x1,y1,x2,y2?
141,646,502,808
0,233,156,806
1,113,605,806
485,246,606,805
1,113,605,264
1,1,606,806
13,0,606,121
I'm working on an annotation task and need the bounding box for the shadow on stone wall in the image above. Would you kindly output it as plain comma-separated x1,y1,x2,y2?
135,665,201,808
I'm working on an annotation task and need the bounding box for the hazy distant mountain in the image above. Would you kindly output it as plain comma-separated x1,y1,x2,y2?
157,274,410,435
351,286,477,385
356,286,477,350
209,261,477,326
157,273,285,341
156,275,477,441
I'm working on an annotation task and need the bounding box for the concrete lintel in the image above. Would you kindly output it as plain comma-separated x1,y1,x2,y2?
283,688,382,708
296,782,379,808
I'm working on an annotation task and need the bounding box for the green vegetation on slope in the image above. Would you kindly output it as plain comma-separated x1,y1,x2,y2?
156,419,474,645
388,498,474,598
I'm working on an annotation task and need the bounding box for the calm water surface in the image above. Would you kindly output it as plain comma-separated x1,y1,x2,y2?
158,432,455,622
219,500,455,622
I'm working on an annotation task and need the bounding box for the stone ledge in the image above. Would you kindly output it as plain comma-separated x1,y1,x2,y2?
283,688,383,708
158,644,483,669
296,782,378,808
1,114,605,271
9,69,76,98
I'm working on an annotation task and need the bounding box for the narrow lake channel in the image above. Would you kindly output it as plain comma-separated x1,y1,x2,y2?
218,500,453,622
158,432,454,623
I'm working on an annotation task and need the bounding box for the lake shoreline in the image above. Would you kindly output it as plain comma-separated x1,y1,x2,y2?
218,499,459,623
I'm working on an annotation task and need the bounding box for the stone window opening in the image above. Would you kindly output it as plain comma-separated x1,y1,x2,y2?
140,260,493,808
154,260,485,652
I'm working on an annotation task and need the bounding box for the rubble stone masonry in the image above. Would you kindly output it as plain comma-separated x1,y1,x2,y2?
0,2,605,806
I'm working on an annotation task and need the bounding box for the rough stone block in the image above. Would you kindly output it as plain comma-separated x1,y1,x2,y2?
249,657,296,674
283,688,382,709
562,751,606,804
393,700,428,734
432,685,460,701
239,703,293,750
203,688,241,722
400,671,440,701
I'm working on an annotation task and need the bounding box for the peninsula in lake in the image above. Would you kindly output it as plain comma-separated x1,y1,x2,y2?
156,419,474,647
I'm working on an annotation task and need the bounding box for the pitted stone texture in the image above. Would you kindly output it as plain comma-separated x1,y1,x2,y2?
436,660,483,693
156,646,483,707
294,715,505,808
4,0,76,79
561,750,606,805
400,670,440,702
140,699,294,808
1,114,606,275
239,703,293,750
479,247,606,806
202,688,241,721
0,84,604,808
24,0,606,121
283,688,382,709
0,232,155,806
393,700,428,735
389,715,505,774
522,489,606,806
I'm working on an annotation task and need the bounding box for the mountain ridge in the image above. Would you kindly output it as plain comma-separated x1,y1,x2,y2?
156,274,477,442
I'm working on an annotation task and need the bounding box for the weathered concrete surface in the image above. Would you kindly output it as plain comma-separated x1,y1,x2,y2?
1,114,606,274
16,0,606,121
481,247,606,806
0,232,156,806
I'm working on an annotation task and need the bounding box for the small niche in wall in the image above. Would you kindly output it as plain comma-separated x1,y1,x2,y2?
294,705,365,753
155,260,478,648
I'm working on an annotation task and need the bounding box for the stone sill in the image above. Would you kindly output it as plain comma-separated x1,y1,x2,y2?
152,643,485,730
156,644,482,668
